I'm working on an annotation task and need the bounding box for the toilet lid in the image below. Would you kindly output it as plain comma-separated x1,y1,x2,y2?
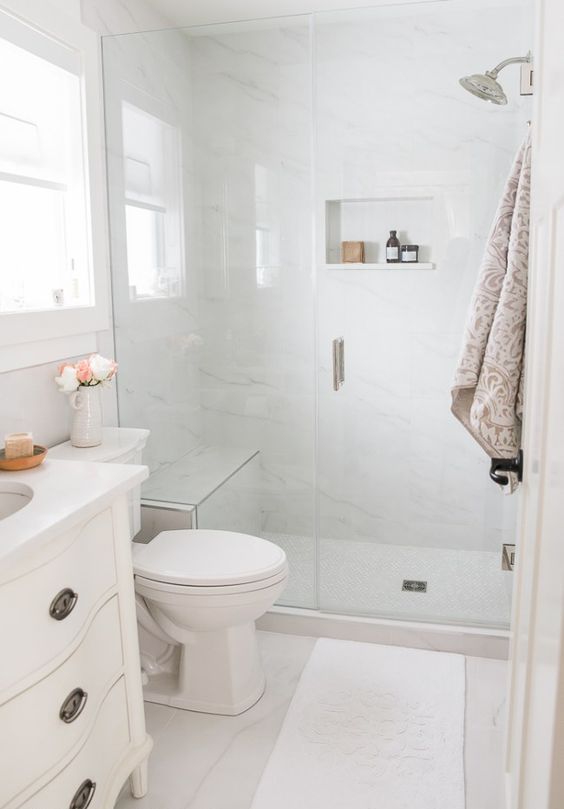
133,529,287,587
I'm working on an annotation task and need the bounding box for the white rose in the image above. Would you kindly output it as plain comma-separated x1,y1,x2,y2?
89,354,114,382
55,365,79,393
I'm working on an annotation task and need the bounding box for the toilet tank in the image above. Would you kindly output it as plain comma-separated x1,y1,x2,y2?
49,427,150,537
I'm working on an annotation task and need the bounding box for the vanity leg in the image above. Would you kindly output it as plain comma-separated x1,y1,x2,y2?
130,759,149,798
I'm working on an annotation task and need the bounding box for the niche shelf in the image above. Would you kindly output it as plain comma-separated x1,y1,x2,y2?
325,262,434,270
325,193,435,269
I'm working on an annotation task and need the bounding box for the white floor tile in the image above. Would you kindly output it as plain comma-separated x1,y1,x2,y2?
116,632,316,809
465,656,508,809
116,633,507,809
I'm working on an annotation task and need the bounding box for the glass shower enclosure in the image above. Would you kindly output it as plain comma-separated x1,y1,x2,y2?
102,0,532,629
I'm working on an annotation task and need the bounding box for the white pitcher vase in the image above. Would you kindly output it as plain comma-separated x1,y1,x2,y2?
70,385,103,447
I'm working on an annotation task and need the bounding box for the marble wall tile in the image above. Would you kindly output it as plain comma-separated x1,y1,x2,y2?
189,20,316,542
196,454,262,536
81,0,174,35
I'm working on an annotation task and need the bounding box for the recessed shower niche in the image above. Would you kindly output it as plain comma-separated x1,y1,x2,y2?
325,192,435,269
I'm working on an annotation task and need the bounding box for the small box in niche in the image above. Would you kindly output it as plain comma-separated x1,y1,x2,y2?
341,241,365,263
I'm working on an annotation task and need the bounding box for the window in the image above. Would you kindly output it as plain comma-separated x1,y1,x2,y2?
0,22,90,313
122,102,183,300
0,6,108,372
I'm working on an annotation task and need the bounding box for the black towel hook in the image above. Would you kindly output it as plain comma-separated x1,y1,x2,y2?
489,450,524,487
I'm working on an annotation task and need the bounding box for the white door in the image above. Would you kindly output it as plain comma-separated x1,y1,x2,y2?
505,0,564,806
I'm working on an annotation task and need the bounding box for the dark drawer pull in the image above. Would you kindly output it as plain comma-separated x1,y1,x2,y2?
49,588,78,621
69,779,96,809
59,687,88,723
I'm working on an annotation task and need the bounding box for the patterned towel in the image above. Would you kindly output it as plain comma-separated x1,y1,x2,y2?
451,130,531,491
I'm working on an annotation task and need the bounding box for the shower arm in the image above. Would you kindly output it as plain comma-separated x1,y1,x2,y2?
487,53,531,79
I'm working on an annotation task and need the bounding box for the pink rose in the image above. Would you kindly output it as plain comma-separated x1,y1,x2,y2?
75,359,93,384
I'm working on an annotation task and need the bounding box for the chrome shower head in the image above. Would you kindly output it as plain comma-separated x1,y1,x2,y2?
459,71,507,105
459,54,531,105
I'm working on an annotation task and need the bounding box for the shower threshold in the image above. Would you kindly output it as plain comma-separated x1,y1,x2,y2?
258,605,509,660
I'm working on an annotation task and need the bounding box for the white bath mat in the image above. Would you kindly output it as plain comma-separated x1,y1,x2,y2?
251,639,465,809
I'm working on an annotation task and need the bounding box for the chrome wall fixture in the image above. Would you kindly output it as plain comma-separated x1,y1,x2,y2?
459,52,533,104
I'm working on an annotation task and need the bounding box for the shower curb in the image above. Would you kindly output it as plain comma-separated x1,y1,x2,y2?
258,606,509,660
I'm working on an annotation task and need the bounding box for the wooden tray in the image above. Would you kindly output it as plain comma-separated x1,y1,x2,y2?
0,445,47,471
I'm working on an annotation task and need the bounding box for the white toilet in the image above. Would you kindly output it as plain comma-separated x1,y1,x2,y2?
133,529,288,715
50,428,288,716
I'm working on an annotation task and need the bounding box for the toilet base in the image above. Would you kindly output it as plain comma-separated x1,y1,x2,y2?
142,621,267,716
143,672,265,715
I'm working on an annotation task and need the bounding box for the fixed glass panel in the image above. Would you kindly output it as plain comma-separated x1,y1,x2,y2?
315,0,531,627
103,18,316,607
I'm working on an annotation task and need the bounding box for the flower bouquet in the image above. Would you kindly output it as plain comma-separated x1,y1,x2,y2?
54,354,118,447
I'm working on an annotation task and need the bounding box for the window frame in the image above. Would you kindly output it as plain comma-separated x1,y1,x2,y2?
0,2,110,372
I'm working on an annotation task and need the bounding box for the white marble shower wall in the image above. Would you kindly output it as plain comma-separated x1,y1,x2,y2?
187,21,316,545
103,30,205,474
315,0,530,562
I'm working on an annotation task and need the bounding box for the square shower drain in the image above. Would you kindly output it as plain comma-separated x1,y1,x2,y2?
402,579,428,593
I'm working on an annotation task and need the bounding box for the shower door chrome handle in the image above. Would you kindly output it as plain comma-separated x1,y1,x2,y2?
332,337,345,391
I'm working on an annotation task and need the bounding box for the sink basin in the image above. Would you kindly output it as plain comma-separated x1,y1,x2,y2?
0,483,33,520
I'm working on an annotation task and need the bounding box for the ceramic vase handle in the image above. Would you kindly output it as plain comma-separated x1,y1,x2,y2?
69,390,83,411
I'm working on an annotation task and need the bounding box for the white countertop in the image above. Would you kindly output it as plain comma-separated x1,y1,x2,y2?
0,458,148,583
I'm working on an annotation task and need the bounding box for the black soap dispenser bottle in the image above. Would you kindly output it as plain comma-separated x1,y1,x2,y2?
386,230,400,263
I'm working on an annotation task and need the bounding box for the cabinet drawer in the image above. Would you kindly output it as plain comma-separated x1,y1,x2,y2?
17,677,130,809
0,510,117,695
0,597,123,807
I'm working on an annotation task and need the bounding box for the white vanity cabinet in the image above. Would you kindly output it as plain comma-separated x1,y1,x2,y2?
0,460,151,809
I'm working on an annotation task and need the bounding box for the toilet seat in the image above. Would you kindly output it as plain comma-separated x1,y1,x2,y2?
133,529,287,589
135,569,288,597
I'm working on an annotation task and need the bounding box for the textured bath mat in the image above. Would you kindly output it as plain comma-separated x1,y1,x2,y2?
251,639,465,809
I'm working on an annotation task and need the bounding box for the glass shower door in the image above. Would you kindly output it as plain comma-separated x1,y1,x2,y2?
314,1,530,627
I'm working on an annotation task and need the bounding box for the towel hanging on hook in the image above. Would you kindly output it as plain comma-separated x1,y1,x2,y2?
451,129,532,493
